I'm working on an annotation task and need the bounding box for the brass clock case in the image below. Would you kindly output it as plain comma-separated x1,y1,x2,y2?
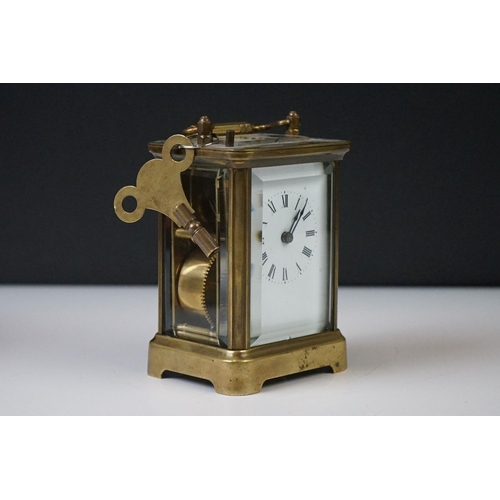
115,113,350,395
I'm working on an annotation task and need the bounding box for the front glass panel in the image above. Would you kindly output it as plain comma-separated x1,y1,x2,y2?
250,163,333,346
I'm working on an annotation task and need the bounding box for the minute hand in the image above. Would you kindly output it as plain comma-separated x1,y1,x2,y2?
290,198,308,235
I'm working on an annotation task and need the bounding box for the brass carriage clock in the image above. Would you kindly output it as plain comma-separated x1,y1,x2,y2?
114,112,350,395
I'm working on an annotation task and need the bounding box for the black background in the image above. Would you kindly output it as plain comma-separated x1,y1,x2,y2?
1,84,499,285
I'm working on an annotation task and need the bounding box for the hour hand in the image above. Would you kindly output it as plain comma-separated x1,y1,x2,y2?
288,209,301,234
282,198,308,244
291,198,308,235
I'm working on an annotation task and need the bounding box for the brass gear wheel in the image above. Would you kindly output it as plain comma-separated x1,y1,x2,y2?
177,248,217,329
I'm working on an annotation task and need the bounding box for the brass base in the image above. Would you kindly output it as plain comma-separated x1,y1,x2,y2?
148,330,347,396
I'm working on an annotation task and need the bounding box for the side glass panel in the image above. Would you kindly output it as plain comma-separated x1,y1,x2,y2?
163,166,228,347
250,163,333,346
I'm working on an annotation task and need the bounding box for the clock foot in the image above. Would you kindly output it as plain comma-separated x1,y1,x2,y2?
148,330,347,396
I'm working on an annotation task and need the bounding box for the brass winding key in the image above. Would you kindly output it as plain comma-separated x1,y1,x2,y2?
113,134,219,258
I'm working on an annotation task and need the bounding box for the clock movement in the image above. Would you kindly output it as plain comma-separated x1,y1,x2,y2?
114,112,350,395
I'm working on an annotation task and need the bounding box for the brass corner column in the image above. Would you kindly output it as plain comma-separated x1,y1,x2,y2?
227,167,251,350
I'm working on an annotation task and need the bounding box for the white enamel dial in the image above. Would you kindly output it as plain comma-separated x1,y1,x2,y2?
262,191,318,283
250,162,331,346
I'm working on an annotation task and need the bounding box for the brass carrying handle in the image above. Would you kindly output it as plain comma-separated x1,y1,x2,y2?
182,111,300,138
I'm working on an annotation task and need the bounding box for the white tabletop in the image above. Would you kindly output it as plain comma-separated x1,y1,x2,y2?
1,285,499,415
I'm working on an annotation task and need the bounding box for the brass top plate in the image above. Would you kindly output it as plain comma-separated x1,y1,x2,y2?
148,134,350,167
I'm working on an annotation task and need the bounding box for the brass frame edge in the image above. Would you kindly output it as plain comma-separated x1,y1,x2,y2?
332,161,341,330
158,214,164,334
226,168,251,349
148,330,347,396
148,139,350,164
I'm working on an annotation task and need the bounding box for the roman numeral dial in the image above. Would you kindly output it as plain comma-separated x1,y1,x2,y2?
261,190,318,283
